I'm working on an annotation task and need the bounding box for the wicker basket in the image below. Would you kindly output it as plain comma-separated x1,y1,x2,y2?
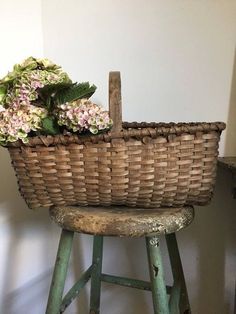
7,72,225,209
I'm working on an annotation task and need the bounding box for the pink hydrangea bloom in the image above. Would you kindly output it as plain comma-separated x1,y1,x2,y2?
0,103,47,144
57,99,112,134
0,57,70,145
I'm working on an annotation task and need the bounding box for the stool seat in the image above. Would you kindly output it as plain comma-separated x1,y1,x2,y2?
49,205,194,237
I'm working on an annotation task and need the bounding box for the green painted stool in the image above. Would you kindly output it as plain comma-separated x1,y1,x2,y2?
46,205,194,314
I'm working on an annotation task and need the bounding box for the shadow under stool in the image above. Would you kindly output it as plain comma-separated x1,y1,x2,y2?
46,205,194,314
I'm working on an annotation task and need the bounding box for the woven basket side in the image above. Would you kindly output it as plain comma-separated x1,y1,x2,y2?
8,129,220,209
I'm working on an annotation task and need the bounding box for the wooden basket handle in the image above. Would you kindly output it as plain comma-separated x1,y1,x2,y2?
109,71,123,134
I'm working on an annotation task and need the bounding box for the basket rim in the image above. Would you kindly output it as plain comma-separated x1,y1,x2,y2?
6,121,226,148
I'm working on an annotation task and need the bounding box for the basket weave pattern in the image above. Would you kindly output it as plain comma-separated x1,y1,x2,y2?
7,72,225,209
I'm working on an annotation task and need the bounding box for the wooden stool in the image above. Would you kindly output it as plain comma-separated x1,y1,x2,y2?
46,206,194,314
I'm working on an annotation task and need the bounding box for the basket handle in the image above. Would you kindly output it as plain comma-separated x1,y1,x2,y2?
109,71,123,134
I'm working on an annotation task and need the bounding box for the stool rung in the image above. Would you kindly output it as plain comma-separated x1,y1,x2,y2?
101,273,151,291
101,273,171,294
59,268,173,313
60,265,94,312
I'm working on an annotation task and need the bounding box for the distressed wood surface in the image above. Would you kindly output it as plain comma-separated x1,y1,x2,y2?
49,205,194,237
109,71,122,134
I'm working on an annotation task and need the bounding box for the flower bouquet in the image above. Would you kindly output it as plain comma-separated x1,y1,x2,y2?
0,57,112,146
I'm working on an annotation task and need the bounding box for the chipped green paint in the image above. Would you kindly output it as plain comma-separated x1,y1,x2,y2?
61,265,94,312
166,233,191,314
146,235,170,314
90,236,103,314
46,229,74,314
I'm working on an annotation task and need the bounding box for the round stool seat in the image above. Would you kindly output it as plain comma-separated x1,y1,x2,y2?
50,205,194,237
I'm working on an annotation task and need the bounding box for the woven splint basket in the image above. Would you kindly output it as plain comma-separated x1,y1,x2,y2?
7,72,225,209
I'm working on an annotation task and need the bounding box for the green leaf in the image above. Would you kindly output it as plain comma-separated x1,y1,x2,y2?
37,82,74,111
37,82,74,101
0,85,7,102
55,82,97,104
41,116,60,135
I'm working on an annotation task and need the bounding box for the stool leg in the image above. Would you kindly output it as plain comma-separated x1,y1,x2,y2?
90,235,104,314
46,229,74,314
165,233,191,314
146,236,169,314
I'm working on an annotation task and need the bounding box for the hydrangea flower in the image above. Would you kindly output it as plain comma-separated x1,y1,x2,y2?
0,103,47,145
0,57,71,145
57,99,113,134
1,57,70,108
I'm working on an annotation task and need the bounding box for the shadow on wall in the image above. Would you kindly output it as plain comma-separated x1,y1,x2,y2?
183,55,236,312
0,148,52,314
225,48,236,156
196,169,236,314
0,148,87,314
186,47,236,312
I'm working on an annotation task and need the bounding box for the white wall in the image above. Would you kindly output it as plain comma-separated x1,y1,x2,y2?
0,1,236,313
0,2,62,314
